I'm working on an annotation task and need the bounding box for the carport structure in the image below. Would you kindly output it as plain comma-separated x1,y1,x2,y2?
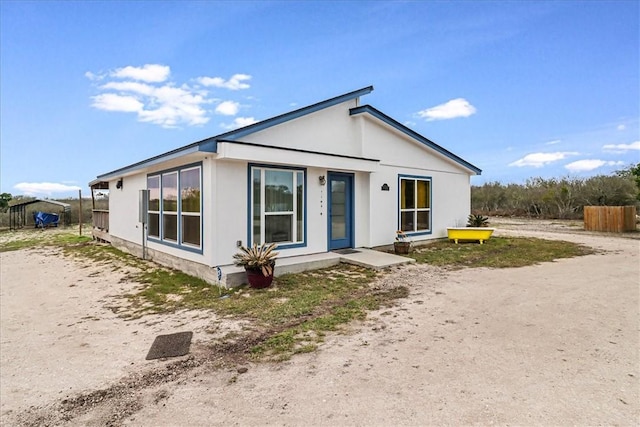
8,199,71,230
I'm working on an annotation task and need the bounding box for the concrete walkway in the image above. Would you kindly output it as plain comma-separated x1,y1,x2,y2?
336,248,415,269
224,248,414,286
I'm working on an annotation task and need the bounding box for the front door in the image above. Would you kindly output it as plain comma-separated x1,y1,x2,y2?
328,172,354,250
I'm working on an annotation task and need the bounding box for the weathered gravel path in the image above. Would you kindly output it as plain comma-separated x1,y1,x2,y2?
1,223,638,426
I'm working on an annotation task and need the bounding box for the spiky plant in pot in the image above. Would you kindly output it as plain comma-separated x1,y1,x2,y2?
233,243,279,277
467,214,490,227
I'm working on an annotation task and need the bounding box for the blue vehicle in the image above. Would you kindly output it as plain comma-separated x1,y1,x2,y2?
33,211,59,228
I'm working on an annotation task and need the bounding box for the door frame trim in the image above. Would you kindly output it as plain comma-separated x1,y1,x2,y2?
327,171,355,251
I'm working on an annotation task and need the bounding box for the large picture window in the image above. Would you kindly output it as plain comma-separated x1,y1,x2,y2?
147,163,201,250
399,176,431,233
251,165,305,246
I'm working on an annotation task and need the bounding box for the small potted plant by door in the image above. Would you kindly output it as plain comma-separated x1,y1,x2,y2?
233,243,279,289
394,230,412,254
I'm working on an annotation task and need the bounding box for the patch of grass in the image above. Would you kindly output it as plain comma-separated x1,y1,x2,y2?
248,281,406,360
119,262,405,361
0,231,91,252
409,237,593,268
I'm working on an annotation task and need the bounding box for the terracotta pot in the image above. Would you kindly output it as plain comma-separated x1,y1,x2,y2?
394,241,411,254
245,265,275,289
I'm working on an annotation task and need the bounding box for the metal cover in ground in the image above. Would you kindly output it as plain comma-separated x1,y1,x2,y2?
145,331,193,360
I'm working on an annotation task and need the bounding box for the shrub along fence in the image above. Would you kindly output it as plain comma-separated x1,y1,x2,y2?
583,206,637,232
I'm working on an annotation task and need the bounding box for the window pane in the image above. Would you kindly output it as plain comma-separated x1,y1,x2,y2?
148,213,160,238
331,180,346,238
182,215,201,246
401,179,415,209
400,211,414,232
417,180,430,208
181,168,200,213
417,211,430,231
296,172,303,241
163,172,178,212
265,214,292,243
148,176,160,211
253,169,261,244
163,214,177,241
265,170,293,212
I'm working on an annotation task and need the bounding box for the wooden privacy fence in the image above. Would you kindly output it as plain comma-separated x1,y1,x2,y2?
584,206,637,232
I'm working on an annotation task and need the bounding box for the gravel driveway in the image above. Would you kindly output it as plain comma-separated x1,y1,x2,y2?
1,222,638,426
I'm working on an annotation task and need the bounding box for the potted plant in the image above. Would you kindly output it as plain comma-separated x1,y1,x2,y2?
233,243,279,289
467,214,490,227
394,230,412,254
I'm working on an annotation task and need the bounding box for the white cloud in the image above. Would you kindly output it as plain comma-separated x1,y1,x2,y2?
565,159,625,172
91,93,144,112
111,64,170,83
509,151,579,168
215,100,240,116
88,66,220,128
416,98,476,121
100,81,155,95
197,74,251,90
221,117,258,130
84,71,103,81
545,139,561,145
602,141,640,153
617,124,626,131
14,182,82,197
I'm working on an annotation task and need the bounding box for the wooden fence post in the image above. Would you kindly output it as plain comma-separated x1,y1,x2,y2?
79,189,82,236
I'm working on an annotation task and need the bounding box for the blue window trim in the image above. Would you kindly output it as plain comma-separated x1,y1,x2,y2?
398,174,433,236
147,162,203,254
247,163,307,250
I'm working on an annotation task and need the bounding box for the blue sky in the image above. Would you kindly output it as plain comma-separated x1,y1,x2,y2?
1,0,638,198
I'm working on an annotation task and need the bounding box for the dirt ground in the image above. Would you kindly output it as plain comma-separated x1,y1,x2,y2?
1,220,638,426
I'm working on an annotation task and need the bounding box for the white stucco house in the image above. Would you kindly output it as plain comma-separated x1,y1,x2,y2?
90,86,481,286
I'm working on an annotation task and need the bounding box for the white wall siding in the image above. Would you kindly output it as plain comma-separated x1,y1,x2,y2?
209,161,332,267
108,174,147,246
368,166,471,247
239,102,364,157
354,172,371,248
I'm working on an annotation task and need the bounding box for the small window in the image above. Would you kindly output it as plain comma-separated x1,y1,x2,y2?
399,176,431,233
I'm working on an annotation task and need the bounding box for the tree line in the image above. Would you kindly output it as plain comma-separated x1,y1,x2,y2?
472,164,640,219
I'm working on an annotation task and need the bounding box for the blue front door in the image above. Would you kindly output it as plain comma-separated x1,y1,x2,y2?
328,172,354,250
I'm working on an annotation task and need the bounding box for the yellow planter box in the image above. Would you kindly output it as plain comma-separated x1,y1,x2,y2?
447,227,495,244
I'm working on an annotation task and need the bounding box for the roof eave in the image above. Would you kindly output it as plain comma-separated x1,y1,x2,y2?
92,86,374,182
349,105,482,175
95,140,216,181
220,86,374,141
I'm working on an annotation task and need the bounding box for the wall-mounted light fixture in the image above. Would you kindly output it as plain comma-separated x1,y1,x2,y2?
116,179,123,190
381,183,390,191
319,175,326,186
